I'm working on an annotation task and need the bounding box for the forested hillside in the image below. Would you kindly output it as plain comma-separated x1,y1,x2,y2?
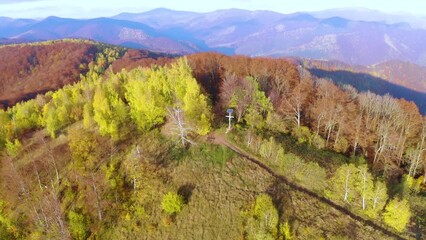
0,43,424,239
303,59,426,114
0,40,174,109
0,40,100,108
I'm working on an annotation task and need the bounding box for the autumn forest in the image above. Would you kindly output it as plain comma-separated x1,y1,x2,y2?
0,39,424,239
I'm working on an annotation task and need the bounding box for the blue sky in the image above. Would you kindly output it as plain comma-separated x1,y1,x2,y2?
0,0,425,19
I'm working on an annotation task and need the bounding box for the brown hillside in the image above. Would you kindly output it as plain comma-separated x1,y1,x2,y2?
371,60,426,93
111,49,174,73
0,41,98,107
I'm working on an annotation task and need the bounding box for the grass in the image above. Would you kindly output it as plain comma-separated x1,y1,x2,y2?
0,123,412,239
226,126,350,173
188,143,235,167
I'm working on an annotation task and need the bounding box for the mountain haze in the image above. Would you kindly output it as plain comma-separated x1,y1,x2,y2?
0,16,198,54
2,8,426,66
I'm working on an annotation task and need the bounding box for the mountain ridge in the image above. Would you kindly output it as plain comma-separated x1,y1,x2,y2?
2,7,426,96
2,8,426,66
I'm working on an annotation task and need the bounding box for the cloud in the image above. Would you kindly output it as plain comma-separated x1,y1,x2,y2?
0,0,41,3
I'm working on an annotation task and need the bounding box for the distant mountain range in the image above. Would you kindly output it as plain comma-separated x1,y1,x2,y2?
309,7,426,29
1,8,426,66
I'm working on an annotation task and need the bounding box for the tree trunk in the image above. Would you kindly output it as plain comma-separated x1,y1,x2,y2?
344,169,350,202
91,173,103,221
353,141,358,157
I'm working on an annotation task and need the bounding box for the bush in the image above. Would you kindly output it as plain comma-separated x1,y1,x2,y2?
291,126,312,144
68,210,89,240
311,135,326,149
400,174,422,197
383,198,411,232
5,139,21,158
161,192,185,215
266,112,288,133
333,137,349,153
242,194,279,240
259,137,284,164
298,161,327,192
279,154,305,181
279,221,293,240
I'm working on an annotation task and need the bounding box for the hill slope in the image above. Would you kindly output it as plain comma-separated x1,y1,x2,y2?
0,40,178,109
0,49,424,239
0,40,98,107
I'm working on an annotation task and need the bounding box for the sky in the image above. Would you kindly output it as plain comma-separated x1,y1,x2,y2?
0,0,425,19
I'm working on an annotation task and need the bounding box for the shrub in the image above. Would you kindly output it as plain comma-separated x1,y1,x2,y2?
279,221,293,240
291,126,312,144
161,192,185,215
383,198,411,232
68,210,89,240
298,161,327,192
5,139,21,158
279,154,305,181
333,137,349,153
242,194,279,240
311,135,326,149
259,137,284,164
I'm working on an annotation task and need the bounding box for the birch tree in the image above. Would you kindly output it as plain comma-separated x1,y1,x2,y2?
168,107,194,147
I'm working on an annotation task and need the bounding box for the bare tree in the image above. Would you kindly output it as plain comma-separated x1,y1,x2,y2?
409,118,426,178
344,167,351,202
220,73,255,122
359,167,368,210
42,137,60,184
352,114,363,156
168,107,194,146
280,78,312,128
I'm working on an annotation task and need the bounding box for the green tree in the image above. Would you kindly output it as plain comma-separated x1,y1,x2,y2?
297,161,327,193
365,181,388,219
0,201,18,239
279,221,294,240
327,164,388,218
124,68,168,132
279,153,306,182
161,192,185,215
125,58,212,135
291,126,312,144
326,164,359,203
43,103,61,138
0,110,10,148
93,82,129,140
311,134,326,149
83,102,95,129
354,165,375,211
42,87,84,138
334,137,349,153
383,198,411,232
243,77,272,129
221,74,272,129
168,58,212,135
68,210,89,240
11,100,43,131
259,137,284,164
5,139,22,158
242,194,279,240
68,128,100,171
181,76,211,135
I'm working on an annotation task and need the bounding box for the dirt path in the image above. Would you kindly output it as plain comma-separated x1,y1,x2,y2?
208,132,409,240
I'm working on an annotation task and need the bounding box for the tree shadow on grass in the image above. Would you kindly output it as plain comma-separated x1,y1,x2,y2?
178,183,196,204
